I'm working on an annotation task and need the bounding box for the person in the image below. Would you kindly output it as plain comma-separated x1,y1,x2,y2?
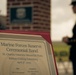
62,0,76,75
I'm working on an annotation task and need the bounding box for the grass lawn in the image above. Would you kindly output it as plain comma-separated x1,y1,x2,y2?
52,41,70,62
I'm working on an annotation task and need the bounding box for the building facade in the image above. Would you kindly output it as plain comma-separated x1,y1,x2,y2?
7,0,50,32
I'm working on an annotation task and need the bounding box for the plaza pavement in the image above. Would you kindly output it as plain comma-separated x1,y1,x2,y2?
56,61,73,75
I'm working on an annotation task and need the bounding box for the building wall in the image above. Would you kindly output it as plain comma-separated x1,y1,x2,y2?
7,0,50,32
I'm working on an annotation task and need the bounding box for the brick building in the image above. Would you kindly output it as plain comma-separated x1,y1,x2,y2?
7,0,50,32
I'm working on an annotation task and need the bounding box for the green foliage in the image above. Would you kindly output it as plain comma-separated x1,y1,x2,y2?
52,41,70,61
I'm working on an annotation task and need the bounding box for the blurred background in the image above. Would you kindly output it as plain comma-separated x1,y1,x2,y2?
51,0,75,75
0,0,75,75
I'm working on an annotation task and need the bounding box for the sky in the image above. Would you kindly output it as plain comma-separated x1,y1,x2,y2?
51,0,75,41
0,0,7,15
0,0,75,41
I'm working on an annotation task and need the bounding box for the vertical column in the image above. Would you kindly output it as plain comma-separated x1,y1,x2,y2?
7,0,50,32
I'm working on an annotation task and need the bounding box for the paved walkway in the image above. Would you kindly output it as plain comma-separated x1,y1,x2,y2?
56,61,73,75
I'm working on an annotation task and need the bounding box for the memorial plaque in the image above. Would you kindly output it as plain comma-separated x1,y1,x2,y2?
0,31,58,75
10,7,32,24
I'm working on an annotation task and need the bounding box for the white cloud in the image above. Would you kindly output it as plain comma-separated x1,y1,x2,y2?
51,0,75,41
51,0,73,24
51,19,75,41
0,0,7,15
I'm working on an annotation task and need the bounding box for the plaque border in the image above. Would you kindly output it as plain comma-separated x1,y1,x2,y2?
0,30,58,75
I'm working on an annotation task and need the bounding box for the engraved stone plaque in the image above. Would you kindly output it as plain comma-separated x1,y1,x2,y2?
0,32,58,75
